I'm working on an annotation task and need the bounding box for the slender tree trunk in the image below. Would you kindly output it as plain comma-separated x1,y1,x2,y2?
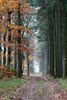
8,11,12,66
1,35,4,66
16,2,23,77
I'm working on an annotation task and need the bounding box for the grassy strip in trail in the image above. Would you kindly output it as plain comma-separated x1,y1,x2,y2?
37,80,45,85
59,79,67,90
36,89,44,96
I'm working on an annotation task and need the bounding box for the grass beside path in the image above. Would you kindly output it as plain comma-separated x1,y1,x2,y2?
47,75,67,90
59,79,67,90
0,78,29,100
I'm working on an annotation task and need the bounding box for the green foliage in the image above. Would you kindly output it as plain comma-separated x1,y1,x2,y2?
49,0,57,8
59,79,67,90
29,0,36,6
44,0,56,13
29,0,46,7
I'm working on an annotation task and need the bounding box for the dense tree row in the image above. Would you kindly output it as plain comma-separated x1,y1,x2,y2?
0,0,67,78
0,0,33,78
38,0,67,77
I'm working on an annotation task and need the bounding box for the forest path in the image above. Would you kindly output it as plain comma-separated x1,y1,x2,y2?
16,77,67,100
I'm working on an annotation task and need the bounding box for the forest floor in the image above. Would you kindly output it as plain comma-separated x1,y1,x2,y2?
16,76,67,100
0,76,67,100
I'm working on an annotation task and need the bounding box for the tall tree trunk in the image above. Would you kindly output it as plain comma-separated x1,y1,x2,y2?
64,0,67,77
16,2,23,77
7,11,12,66
1,35,4,66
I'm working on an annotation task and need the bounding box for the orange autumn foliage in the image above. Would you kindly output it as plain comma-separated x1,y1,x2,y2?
0,0,2,3
0,65,14,78
0,0,33,76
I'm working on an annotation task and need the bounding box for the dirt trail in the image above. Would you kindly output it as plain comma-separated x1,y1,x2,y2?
16,77,67,100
